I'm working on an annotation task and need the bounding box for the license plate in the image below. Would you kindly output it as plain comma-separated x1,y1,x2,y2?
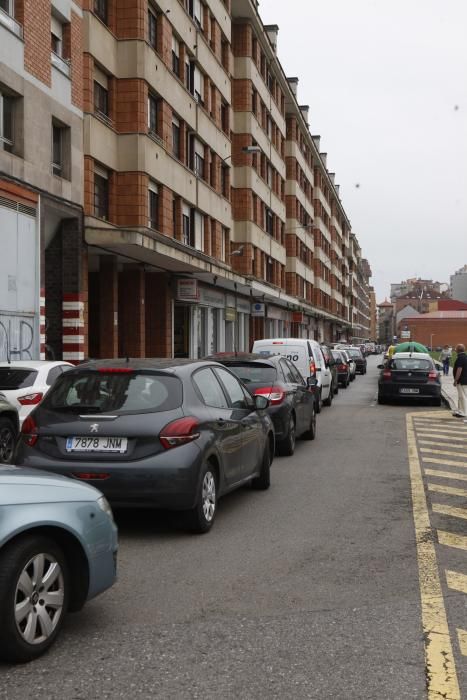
399,388,419,394
66,437,128,453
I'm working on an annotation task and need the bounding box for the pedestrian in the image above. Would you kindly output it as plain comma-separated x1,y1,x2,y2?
439,344,452,376
452,343,467,418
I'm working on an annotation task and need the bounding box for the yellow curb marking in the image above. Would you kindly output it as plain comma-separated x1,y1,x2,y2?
424,457,467,468
420,440,467,449
438,531,467,551
406,414,460,699
428,483,467,498
432,504,467,521
446,570,467,595
457,629,467,656
425,469,467,482
421,447,467,458
416,429,467,438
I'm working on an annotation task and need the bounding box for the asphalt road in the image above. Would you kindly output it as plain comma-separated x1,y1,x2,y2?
1,356,434,699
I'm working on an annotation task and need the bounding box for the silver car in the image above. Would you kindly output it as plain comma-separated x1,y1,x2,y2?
0,466,118,663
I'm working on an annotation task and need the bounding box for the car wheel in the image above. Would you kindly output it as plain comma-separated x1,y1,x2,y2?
323,384,333,407
0,417,17,465
277,415,296,457
315,391,322,414
334,383,339,395
302,408,317,441
186,463,217,534
0,535,68,663
252,438,271,490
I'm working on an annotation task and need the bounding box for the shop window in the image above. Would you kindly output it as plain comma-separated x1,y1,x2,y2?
148,181,159,229
94,166,109,220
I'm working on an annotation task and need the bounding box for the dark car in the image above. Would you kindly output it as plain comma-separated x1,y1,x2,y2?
377,352,442,405
320,344,338,399
0,394,19,464
207,353,316,457
331,350,350,388
15,359,275,533
345,347,367,374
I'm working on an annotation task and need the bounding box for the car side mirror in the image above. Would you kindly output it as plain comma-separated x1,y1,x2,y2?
307,376,318,389
254,394,269,410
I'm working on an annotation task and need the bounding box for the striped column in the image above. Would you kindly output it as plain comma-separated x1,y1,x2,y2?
62,293,85,363
39,290,46,360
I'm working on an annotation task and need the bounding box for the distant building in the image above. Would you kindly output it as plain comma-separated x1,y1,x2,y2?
450,265,467,303
377,299,395,344
403,311,467,348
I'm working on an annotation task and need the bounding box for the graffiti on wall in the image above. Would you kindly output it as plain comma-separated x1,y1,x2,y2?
0,314,36,361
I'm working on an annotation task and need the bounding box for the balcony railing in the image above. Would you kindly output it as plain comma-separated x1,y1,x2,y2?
0,7,22,38
51,52,70,77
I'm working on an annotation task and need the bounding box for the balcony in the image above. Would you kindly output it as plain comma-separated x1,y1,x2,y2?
51,51,70,77
0,6,22,38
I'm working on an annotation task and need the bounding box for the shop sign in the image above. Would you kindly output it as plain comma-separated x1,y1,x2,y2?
251,302,265,317
292,312,305,323
199,286,225,308
176,278,199,302
267,306,289,321
400,330,411,338
225,307,237,322
237,298,251,314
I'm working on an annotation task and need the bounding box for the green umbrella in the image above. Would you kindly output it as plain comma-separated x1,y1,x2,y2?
394,341,428,353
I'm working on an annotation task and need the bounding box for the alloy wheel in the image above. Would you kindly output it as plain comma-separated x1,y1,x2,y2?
0,425,15,463
201,471,216,522
14,553,65,645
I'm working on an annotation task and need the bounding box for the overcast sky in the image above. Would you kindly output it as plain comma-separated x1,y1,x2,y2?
260,0,467,301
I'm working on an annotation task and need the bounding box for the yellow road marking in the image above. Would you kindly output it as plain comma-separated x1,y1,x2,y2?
421,447,467,458
416,429,467,438
424,457,467,468
457,629,467,656
428,482,467,497
438,531,467,551
419,440,467,449
433,503,467,520
446,570,467,595
425,468,467,482
406,414,460,698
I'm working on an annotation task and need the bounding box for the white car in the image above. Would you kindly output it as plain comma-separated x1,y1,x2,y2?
0,361,73,426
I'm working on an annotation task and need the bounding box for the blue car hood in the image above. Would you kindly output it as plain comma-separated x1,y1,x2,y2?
0,466,101,506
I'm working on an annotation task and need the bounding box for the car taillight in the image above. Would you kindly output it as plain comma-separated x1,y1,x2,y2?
309,361,316,376
254,386,285,405
338,363,347,372
159,417,200,450
428,370,438,381
382,369,392,380
21,415,38,446
18,392,43,406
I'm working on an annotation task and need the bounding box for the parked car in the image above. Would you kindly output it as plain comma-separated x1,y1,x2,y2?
251,338,334,413
342,347,367,374
0,394,19,464
377,352,442,405
331,350,351,387
0,361,73,426
320,344,339,396
15,359,275,533
0,465,117,663
340,349,357,381
207,353,316,456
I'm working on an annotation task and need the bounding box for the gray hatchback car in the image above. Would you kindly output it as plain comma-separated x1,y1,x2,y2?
0,466,118,663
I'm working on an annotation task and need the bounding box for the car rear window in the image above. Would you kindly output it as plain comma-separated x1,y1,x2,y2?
391,359,432,370
347,349,362,358
0,368,38,390
225,364,277,384
42,371,183,414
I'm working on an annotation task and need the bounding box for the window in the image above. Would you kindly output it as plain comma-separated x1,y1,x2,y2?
192,209,204,250
221,100,229,134
172,36,180,76
193,368,228,408
148,182,159,229
148,6,157,50
221,165,229,198
51,123,63,176
186,0,202,26
94,69,109,118
214,368,247,409
46,366,63,386
94,0,107,24
94,166,109,219
148,93,159,135
182,203,191,246
192,137,205,178
172,115,180,159
51,16,63,56
265,208,274,236
266,257,274,283
0,90,14,153
187,62,204,103
0,0,13,14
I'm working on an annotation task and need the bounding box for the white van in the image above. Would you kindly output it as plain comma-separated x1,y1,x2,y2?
251,338,333,412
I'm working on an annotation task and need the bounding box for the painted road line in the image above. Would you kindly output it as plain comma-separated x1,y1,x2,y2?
421,447,467,458
446,570,467,595
425,469,467,482
457,629,467,656
424,457,467,468
438,531,467,551
406,414,460,699
416,429,467,438
419,440,467,449
428,482,467,498
433,504,467,521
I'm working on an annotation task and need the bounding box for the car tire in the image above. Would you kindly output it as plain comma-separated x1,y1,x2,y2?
277,415,296,457
0,417,17,465
334,384,339,395
0,535,69,663
315,391,322,414
323,384,333,407
252,438,271,490
302,409,317,441
186,463,217,534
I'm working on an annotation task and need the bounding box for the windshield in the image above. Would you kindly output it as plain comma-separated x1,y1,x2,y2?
42,371,183,414
347,349,362,359
391,359,433,371
0,368,38,390
224,364,277,384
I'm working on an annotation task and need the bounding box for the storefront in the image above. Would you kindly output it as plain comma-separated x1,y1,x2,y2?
265,305,291,338
174,279,226,359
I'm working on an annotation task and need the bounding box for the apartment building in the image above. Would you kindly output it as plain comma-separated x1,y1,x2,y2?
0,0,84,362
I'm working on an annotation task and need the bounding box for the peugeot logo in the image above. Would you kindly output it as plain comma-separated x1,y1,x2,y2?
90,424,99,433
408,372,412,377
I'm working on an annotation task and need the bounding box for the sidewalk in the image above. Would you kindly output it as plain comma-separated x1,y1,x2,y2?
440,374,461,413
